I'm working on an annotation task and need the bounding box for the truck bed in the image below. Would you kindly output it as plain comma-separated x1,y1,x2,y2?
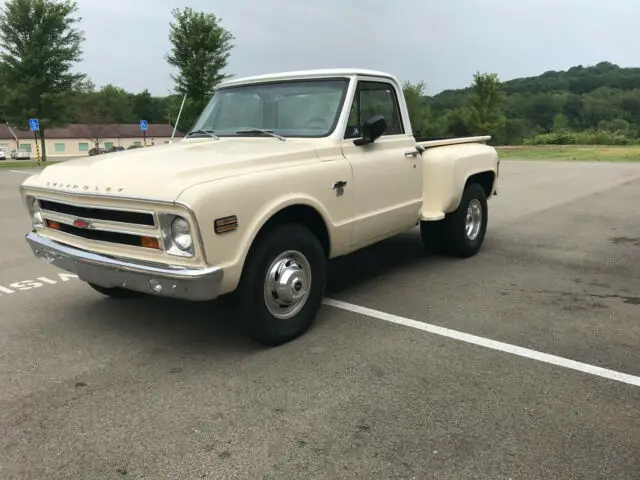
417,136,492,149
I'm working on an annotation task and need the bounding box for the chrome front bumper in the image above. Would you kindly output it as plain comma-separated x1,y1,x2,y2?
26,231,223,301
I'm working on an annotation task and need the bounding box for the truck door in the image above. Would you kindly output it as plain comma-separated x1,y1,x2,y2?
341,79,423,247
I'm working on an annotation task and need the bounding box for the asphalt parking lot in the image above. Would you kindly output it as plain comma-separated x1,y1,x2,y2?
1,160,639,480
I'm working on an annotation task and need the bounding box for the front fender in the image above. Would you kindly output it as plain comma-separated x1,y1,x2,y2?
177,160,353,293
242,193,335,257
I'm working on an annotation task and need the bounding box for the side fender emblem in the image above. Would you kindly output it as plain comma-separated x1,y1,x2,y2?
332,180,347,197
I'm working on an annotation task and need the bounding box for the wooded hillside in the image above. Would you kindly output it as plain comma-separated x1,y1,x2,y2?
406,61,640,145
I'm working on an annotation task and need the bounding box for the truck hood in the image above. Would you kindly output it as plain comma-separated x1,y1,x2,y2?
21,138,320,202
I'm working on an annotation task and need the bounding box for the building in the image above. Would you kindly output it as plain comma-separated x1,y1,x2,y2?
0,123,184,158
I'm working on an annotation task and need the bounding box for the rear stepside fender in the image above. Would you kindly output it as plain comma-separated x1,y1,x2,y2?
421,143,498,220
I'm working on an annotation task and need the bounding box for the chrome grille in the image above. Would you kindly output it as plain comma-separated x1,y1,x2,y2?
37,197,159,249
39,199,155,226
44,221,148,246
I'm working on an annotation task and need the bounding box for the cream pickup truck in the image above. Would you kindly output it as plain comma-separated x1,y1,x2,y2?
20,68,499,346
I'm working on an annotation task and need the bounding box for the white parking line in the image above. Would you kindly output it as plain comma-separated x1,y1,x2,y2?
9,169,40,175
2,269,638,387
0,273,78,296
323,298,640,388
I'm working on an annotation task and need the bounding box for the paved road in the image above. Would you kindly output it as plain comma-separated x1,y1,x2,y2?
1,162,639,480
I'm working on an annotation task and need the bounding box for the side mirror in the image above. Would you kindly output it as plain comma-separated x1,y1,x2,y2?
354,115,387,146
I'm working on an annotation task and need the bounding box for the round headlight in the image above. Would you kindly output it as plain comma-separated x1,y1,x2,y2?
170,217,193,251
32,210,44,228
30,198,44,228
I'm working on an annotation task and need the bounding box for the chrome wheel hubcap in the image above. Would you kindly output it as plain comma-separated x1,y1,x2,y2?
264,250,312,319
465,199,482,240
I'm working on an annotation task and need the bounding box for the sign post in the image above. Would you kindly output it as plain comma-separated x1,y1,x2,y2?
140,120,148,146
29,118,41,166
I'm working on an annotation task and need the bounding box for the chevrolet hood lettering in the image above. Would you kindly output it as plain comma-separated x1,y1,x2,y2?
46,183,124,194
21,138,320,202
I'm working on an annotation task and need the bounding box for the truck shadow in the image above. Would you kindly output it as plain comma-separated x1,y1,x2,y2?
76,228,451,351
326,228,447,295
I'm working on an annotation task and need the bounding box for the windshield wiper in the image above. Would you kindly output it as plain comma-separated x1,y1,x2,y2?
185,129,219,139
235,128,286,142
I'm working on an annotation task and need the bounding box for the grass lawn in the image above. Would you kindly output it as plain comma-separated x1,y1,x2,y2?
0,160,63,169
496,145,640,162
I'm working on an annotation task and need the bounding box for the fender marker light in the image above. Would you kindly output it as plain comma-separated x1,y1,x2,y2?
214,215,238,234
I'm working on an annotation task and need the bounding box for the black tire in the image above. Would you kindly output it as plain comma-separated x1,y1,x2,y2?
88,283,143,298
419,219,445,254
442,182,488,258
235,223,327,346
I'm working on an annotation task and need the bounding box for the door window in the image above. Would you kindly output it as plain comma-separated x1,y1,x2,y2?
345,81,404,139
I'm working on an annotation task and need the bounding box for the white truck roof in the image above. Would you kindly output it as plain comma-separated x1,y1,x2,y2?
218,68,400,88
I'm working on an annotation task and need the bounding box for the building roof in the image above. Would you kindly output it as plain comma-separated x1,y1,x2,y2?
0,123,183,140
218,68,400,88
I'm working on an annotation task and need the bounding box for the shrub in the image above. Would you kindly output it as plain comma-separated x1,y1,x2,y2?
523,129,638,145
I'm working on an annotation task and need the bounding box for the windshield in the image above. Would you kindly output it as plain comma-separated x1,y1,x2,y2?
190,78,349,138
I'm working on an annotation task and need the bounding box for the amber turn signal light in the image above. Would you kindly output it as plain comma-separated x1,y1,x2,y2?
141,236,160,249
47,220,62,230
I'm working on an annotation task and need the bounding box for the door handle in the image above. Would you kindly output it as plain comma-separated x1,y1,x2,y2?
404,150,419,158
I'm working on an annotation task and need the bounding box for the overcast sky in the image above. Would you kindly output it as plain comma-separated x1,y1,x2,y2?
74,0,638,96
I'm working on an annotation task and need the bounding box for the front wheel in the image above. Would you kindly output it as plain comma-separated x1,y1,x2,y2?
442,182,488,258
235,223,327,346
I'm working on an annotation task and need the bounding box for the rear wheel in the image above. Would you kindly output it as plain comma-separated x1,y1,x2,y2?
235,223,327,346
88,283,143,298
442,182,488,258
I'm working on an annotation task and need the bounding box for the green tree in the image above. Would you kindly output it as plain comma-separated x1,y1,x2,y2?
494,118,534,145
165,7,234,129
0,62,7,122
160,94,185,128
598,118,630,133
619,91,640,124
461,72,506,137
94,84,135,123
561,94,585,128
402,81,452,139
523,94,564,132
403,81,431,138
73,89,114,150
401,62,640,145
131,89,164,124
552,113,569,132
0,0,86,161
